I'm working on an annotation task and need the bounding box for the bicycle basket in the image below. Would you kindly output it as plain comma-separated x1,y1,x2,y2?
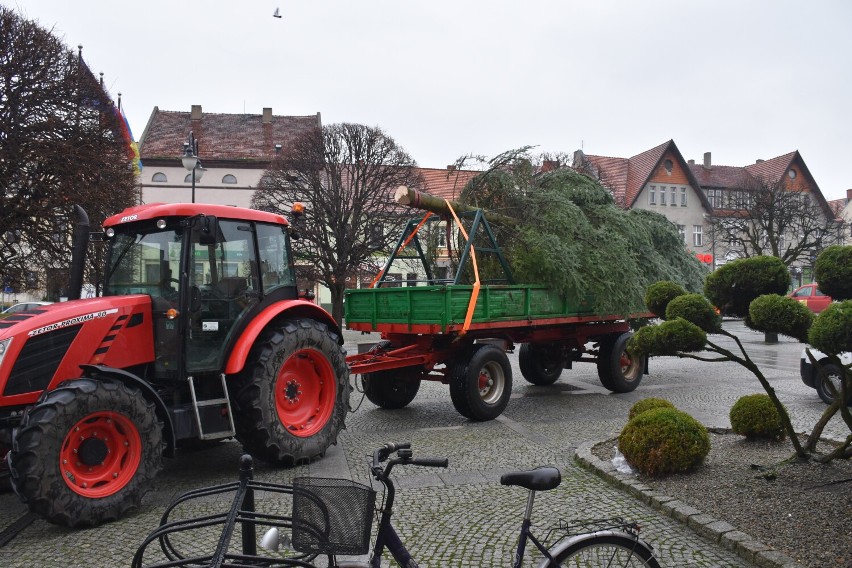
291,477,377,556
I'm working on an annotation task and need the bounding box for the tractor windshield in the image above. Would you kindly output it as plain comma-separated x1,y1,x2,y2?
103,225,183,303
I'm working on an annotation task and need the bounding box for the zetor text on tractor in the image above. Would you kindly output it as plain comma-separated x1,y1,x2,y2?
0,203,349,527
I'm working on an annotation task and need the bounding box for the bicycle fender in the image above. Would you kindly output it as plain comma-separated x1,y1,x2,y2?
536,530,646,568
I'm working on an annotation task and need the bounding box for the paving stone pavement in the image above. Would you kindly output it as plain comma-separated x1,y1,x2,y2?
0,320,838,567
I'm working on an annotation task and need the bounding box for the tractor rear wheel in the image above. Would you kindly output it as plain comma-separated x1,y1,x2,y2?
450,344,512,421
9,378,163,527
231,318,349,466
597,332,643,393
519,343,564,385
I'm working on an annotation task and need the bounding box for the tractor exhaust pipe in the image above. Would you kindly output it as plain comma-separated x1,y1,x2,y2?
67,205,89,301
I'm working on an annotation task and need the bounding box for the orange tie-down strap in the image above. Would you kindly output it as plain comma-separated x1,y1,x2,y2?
368,212,433,289
443,199,479,336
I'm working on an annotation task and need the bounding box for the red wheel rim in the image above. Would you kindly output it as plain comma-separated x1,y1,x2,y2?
60,412,142,498
274,348,337,438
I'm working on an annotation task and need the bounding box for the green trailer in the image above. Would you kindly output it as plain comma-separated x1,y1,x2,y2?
345,202,650,421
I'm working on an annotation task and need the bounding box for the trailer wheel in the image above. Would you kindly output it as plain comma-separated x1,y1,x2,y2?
362,369,422,409
232,318,349,466
450,344,512,421
597,332,643,393
519,343,563,386
9,378,163,527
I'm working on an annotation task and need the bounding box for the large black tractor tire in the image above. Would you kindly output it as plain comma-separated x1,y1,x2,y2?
814,363,852,406
9,378,163,527
518,343,564,386
231,318,349,466
450,344,513,421
597,332,644,393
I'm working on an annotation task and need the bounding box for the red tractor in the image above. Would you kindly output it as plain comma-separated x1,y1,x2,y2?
0,203,350,527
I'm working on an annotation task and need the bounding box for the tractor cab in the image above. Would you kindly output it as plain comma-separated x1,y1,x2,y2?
102,203,299,382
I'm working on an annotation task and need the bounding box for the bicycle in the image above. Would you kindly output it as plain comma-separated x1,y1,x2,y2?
133,443,660,567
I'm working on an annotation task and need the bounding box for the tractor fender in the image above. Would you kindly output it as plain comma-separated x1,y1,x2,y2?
224,299,340,376
77,364,177,458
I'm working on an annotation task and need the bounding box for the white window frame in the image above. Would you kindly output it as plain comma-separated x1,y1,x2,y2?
680,187,687,206
649,186,656,205
693,225,703,247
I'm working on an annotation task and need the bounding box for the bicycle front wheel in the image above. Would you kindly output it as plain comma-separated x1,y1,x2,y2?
545,533,660,568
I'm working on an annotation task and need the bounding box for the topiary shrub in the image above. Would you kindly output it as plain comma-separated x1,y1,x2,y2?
617,407,710,476
808,300,852,355
644,281,687,319
814,245,852,301
748,294,813,343
628,397,675,420
628,317,707,358
704,256,789,317
729,394,785,440
665,293,722,332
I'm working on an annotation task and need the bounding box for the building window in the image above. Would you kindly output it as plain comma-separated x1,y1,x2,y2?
649,186,656,205
406,272,418,286
707,189,722,208
680,187,687,206
222,174,237,184
677,224,686,242
670,187,677,206
693,225,703,247
152,172,167,182
663,159,673,174
659,186,666,206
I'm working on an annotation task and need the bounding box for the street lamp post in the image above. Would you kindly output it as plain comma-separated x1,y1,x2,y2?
181,131,205,203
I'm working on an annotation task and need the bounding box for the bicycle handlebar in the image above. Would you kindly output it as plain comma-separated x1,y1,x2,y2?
371,443,448,474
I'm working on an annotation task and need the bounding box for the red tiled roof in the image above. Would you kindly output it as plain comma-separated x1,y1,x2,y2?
582,140,681,207
139,108,320,164
414,167,480,201
624,141,671,206
687,163,751,189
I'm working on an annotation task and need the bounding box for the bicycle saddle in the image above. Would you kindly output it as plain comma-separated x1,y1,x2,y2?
500,466,561,491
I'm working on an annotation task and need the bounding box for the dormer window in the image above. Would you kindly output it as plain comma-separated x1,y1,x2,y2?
788,169,797,179
222,174,238,184
152,172,167,182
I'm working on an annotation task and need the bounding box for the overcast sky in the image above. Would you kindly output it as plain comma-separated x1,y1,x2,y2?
10,0,852,200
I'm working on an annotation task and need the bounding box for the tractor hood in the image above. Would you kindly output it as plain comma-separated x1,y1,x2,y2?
0,295,156,406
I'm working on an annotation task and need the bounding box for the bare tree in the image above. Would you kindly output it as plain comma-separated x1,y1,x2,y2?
0,6,137,300
707,175,844,267
252,123,421,324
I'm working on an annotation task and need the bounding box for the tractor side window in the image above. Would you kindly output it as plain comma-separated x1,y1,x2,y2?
256,223,296,295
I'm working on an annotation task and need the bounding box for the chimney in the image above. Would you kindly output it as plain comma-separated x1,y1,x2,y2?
573,149,585,167
190,104,202,120
688,159,695,165
446,165,456,172
847,188,852,202
542,160,558,173
703,152,711,168
755,159,764,164
263,107,273,123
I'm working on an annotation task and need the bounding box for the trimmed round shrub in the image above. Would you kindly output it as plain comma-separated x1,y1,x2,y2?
729,394,785,440
748,294,814,343
628,318,706,358
618,407,710,476
808,300,852,355
644,281,687,318
814,245,852,301
704,256,789,317
628,397,675,421
666,293,722,332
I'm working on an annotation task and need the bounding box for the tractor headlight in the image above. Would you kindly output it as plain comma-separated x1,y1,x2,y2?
0,338,12,366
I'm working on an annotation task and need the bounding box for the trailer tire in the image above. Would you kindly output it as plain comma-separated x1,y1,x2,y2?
231,318,349,466
597,332,643,393
9,378,163,527
450,344,512,421
519,343,563,386
362,369,422,409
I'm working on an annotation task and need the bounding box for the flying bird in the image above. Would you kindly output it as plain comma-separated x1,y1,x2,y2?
273,7,282,18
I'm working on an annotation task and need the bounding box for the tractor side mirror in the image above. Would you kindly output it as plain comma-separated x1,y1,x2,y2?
197,215,220,245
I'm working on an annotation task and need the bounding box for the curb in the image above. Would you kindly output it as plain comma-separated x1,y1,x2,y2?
574,441,802,568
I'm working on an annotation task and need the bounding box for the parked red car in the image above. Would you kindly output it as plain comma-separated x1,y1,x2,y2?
788,283,832,313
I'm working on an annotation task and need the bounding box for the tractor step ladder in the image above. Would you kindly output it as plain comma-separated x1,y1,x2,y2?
187,374,237,440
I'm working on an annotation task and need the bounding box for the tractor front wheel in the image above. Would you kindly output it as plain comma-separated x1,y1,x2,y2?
9,378,163,527
231,318,349,466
